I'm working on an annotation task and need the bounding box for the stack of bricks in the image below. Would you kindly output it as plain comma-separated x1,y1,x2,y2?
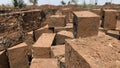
55,30,74,45
65,32,120,68
102,9,117,30
32,33,56,58
48,15,66,27
73,11,100,38
8,42,29,68
0,51,9,68
30,58,58,68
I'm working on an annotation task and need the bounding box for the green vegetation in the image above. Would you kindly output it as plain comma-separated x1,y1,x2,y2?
71,0,79,5
29,0,38,5
61,0,66,6
12,0,26,8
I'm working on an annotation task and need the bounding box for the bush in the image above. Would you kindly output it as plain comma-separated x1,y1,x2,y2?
12,0,26,8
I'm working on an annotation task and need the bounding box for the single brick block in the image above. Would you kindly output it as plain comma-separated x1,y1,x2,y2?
90,9,102,19
54,23,73,33
65,32,120,68
55,30,74,45
73,11,100,38
35,25,53,40
102,10,117,29
32,33,56,58
30,58,58,68
51,45,65,58
49,15,66,27
8,42,29,68
0,51,9,68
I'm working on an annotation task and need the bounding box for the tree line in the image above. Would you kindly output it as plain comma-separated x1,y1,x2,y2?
12,0,113,8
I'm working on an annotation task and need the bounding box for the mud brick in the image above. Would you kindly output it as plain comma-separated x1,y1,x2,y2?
51,45,65,58
65,32,120,68
73,11,100,38
55,30,74,45
90,9,102,19
32,33,56,58
54,23,73,33
0,51,9,68
8,42,29,68
102,10,117,29
30,58,58,68
49,15,66,27
35,25,53,40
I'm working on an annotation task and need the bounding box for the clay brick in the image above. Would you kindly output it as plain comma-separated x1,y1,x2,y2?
55,30,74,45
0,51,9,68
32,33,56,58
65,32,120,68
51,45,65,58
35,25,53,40
102,10,117,29
73,11,100,38
8,42,29,68
30,58,58,68
49,15,66,27
54,23,73,33
90,9,102,19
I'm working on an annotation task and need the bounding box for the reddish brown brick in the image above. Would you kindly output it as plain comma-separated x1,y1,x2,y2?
8,42,29,68
30,58,58,68
35,25,53,40
49,15,66,27
73,11,100,38
102,9,117,29
90,9,102,19
54,23,73,33
51,45,65,58
65,32,120,68
32,33,56,58
55,30,74,45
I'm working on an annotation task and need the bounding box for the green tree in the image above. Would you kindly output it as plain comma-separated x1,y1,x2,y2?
61,0,66,6
95,0,98,5
29,0,38,5
71,0,79,5
12,0,26,8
